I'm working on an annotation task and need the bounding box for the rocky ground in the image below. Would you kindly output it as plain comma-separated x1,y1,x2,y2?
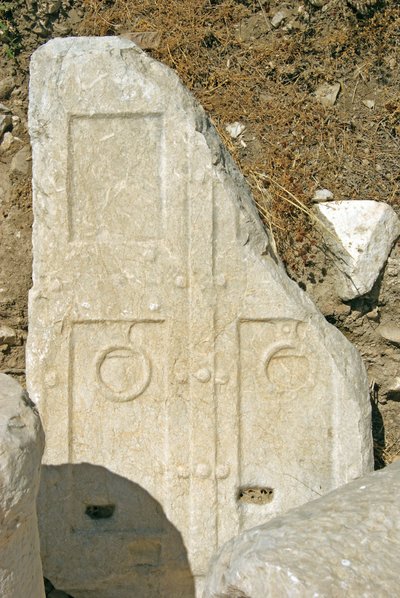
0,1,399,595
0,1,399,466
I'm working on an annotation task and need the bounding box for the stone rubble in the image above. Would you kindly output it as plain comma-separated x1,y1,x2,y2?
28,37,373,597
204,461,400,598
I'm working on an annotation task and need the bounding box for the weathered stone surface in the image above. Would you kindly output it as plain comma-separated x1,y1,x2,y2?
11,144,32,176
377,322,400,345
0,374,45,598
0,114,12,140
0,77,15,100
0,324,17,346
204,461,400,598
316,200,400,300
28,37,373,597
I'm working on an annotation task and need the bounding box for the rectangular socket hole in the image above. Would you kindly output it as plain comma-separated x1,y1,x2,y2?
85,504,115,520
238,487,274,505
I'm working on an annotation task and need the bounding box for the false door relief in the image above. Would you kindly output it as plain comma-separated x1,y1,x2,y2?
28,39,364,598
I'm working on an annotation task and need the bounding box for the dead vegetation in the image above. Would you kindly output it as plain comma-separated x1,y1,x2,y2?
77,0,400,270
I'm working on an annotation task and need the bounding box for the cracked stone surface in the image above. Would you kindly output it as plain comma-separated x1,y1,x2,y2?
28,37,373,597
204,461,400,598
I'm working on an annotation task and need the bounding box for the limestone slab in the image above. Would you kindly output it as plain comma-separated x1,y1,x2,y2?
316,200,400,300
0,374,45,598
28,37,373,597
204,461,400,598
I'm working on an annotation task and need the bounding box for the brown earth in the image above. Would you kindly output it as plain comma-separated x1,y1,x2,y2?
0,0,399,474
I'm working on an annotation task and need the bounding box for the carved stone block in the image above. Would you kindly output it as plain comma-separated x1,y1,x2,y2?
27,37,373,597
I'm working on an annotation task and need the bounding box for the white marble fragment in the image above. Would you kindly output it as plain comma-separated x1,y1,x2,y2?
312,188,333,202
315,82,340,107
225,121,245,139
204,462,400,598
362,99,375,109
0,374,45,598
271,10,288,27
316,200,400,299
28,37,373,598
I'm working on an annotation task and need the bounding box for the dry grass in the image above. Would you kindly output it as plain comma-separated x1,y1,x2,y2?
77,0,400,466
78,0,400,267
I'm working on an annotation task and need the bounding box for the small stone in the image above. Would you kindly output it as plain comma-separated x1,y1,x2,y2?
366,308,379,322
11,145,32,175
315,82,341,107
335,303,351,317
225,121,245,139
0,103,11,114
271,10,288,28
45,0,61,14
67,7,82,25
388,378,400,393
12,115,20,126
377,323,400,345
0,324,17,346
312,188,334,202
0,114,12,139
0,132,15,152
362,99,375,109
0,77,15,100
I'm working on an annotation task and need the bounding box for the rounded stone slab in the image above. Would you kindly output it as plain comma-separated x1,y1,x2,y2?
204,462,400,598
0,373,45,598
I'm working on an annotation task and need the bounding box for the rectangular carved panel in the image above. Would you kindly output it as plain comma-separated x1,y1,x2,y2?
67,114,164,241
69,319,166,533
239,318,334,529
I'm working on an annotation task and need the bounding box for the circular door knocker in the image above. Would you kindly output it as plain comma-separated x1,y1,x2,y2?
263,341,313,392
96,346,151,402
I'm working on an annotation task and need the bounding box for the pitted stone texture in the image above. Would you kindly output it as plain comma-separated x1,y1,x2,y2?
28,37,373,597
0,374,45,598
316,200,400,300
204,462,400,598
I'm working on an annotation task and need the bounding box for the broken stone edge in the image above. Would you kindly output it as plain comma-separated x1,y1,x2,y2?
204,461,400,598
315,201,400,300
28,37,373,490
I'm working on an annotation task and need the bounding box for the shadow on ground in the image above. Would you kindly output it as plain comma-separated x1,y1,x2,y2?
39,463,195,598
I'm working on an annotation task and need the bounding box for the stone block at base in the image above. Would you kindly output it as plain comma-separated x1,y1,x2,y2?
0,374,45,598
204,462,400,598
